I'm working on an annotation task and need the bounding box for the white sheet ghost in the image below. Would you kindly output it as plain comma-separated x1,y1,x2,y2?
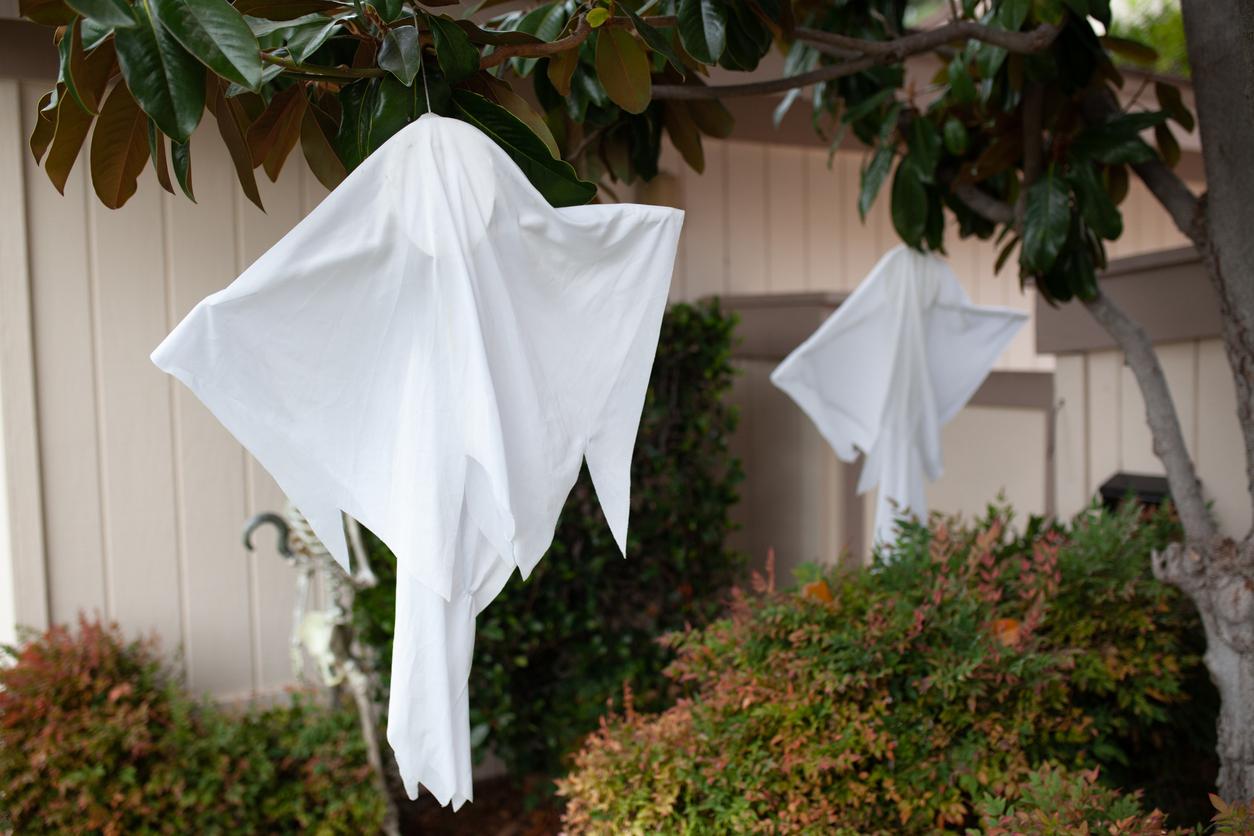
770,245,1027,548
151,114,683,809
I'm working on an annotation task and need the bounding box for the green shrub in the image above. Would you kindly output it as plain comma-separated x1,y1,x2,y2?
354,299,745,780
557,504,1213,834
0,617,385,834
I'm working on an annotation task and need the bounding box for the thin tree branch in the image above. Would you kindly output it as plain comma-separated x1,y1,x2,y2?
1081,90,1203,244
655,22,1059,100
951,184,1015,225
794,20,1060,59
261,52,384,79
478,15,675,69
1084,291,1217,543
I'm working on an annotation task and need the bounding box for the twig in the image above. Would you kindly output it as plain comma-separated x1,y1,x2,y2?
261,52,384,79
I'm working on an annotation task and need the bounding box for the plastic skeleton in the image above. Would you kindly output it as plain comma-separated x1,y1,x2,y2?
242,507,399,836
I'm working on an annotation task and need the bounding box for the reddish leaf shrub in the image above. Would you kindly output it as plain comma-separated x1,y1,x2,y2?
0,617,384,833
558,505,1212,833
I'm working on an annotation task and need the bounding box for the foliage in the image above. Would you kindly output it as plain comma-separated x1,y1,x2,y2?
0,616,385,833
1108,0,1189,78
353,299,744,780
557,504,1215,833
20,0,1193,303
973,764,1183,835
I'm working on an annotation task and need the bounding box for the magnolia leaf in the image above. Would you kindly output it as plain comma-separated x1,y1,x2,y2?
59,20,115,114
546,48,578,96
1021,171,1071,274
858,145,893,219
90,82,150,208
676,0,726,64
29,91,57,162
232,0,338,21
246,83,305,180
890,159,927,247
1154,81,1194,133
1100,34,1158,65
171,137,194,200
1154,122,1180,168
906,118,941,183
1068,163,1121,241
622,4,685,76
511,3,567,77
379,24,421,86
152,0,264,90
19,0,76,26
428,14,479,83
663,101,703,173
209,78,263,209
478,77,560,158
115,0,206,142
147,117,176,192
66,0,135,28
585,7,609,27
942,116,967,155
44,87,96,193
451,89,596,207
299,101,345,190
596,27,651,115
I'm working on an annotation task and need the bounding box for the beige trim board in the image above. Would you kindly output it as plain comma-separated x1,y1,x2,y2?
1035,246,1220,354
0,79,50,634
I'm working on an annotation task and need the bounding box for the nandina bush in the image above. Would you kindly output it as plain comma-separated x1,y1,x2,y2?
0,617,385,833
353,299,744,780
558,504,1215,834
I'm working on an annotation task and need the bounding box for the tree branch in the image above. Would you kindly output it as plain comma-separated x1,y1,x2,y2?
261,52,383,79
794,20,1060,59
1083,291,1217,543
478,15,676,69
1081,90,1203,244
655,22,1059,100
951,184,1015,225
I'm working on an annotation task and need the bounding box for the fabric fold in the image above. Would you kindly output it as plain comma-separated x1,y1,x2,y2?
152,113,683,808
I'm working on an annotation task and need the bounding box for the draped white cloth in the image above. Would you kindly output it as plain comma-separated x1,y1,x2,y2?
152,114,683,809
771,245,1027,547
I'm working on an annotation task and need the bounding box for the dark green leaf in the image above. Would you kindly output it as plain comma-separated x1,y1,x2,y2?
596,28,652,114
947,57,976,103
451,89,596,207
942,116,968,155
998,0,1029,30
171,136,194,200
67,0,135,28
368,0,400,23
1021,171,1071,273
1154,122,1180,168
427,14,479,83
511,3,567,76
81,16,114,48
1100,34,1157,65
379,24,421,86
1068,163,1121,240
1154,81,1194,133
906,117,941,182
115,0,206,141
622,4,685,77
994,234,1018,275
677,0,726,64
859,145,893,219
151,0,262,90
890,158,927,247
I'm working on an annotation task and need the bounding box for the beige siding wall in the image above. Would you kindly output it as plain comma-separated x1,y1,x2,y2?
0,70,1212,695
1054,339,1249,537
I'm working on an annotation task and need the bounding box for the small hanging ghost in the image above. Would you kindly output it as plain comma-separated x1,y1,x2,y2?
152,113,683,809
771,245,1027,549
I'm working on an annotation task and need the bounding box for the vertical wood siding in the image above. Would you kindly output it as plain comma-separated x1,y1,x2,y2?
3,76,1215,694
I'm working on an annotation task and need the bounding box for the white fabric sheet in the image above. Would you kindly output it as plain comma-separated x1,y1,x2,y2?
152,114,683,809
770,245,1027,547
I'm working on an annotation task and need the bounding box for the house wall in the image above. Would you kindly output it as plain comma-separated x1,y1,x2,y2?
0,65,1210,696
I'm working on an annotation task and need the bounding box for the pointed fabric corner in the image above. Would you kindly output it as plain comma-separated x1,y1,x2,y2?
771,245,1027,548
152,114,684,808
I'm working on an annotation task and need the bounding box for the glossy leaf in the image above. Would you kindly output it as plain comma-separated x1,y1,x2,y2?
209,79,263,209
379,24,421,86
663,102,703,173
942,116,968,155
67,0,135,27
596,28,651,115
1068,163,1121,240
368,0,400,23
890,159,927,247
1021,171,1071,274
299,102,345,190
29,91,57,162
115,0,206,142
451,90,596,207
621,4,685,77
19,0,76,26
44,88,96,193
677,0,726,64
90,82,150,207
947,57,975,104
475,76,560,158
81,16,114,47
246,83,304,180
858,145,893,219
585,7,609,27
1154,122,1180,168
428,14,479,83
59,20,114,114
152,0,264,90
1154,81,1194,133
171,137,194,200
546,48,578,96
906,117,941,183
511,4,567,76
232,0,338,21
147,118,175,193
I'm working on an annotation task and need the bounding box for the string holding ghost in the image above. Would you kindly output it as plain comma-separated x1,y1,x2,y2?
153,114,683,808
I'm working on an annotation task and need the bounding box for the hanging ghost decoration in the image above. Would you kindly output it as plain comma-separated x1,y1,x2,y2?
770,245,1027,548
152,114,683,809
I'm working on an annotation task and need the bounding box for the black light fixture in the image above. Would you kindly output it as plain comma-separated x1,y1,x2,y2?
1098,472,1172,511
